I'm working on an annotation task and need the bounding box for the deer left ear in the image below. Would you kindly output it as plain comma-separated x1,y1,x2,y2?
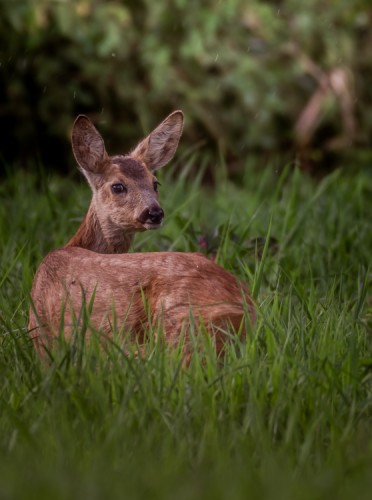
71,115,108,174
131,110,184,171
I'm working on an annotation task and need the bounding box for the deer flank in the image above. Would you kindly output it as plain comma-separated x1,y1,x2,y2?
29,248,255,356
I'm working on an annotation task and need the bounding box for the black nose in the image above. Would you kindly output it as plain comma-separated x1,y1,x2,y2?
139,206,164,225
148,206,164,224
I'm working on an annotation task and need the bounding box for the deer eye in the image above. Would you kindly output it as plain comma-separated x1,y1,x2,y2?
111,183,127,194
153,180,161,192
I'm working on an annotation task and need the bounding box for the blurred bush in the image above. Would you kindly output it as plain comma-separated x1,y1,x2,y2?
0,0,371,174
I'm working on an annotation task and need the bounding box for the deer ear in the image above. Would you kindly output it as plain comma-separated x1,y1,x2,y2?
131,110,184,171
71,115,108,173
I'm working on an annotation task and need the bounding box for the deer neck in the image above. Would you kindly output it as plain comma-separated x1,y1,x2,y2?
65,203,134,254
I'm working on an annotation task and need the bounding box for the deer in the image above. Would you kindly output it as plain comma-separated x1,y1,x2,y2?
28,112,255,359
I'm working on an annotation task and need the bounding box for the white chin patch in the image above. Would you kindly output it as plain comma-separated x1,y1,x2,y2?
143,222,162,230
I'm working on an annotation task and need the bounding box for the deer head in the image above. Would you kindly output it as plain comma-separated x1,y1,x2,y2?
68,111,184,253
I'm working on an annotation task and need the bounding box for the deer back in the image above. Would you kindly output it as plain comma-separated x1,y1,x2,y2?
29,248,255,355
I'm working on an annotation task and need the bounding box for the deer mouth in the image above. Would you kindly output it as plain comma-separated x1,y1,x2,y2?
142,220,163,230
137,206,165,229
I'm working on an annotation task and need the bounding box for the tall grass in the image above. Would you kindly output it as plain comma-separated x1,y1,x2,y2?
0,162,371,499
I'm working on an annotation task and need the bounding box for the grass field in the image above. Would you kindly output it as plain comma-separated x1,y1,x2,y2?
0,161,372,500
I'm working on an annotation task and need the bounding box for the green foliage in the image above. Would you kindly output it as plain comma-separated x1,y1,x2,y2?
1,162,372,498
1,0,371,172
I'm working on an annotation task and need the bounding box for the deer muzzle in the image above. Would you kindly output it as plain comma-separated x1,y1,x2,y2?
137,205,164,228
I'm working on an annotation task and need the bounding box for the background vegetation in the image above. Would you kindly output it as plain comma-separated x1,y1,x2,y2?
1,0,371,173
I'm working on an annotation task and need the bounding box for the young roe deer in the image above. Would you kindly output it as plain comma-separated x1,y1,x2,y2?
28,112,255,357
66,110,184,253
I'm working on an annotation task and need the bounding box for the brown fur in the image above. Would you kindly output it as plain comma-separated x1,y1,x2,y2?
66,111,184,253
29,111,256,357
29,248,255,356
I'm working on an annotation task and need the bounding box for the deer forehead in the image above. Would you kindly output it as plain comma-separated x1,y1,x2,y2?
110,156,155,185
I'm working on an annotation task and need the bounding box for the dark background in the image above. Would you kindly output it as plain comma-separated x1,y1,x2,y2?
1,0,371,177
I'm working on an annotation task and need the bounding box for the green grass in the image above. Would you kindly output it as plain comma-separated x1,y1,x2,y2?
0,162,372,500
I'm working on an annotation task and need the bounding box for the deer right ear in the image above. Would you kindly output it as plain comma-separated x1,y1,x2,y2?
131,110,184,171
71,115,108,173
